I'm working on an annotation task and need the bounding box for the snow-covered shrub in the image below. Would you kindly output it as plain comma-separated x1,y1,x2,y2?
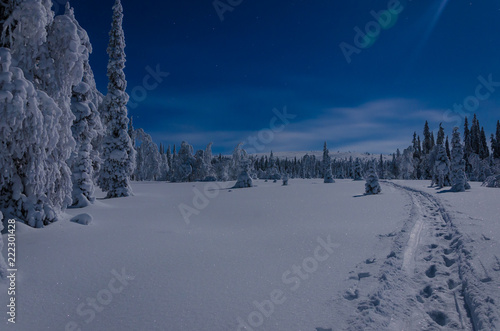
365,161,381,195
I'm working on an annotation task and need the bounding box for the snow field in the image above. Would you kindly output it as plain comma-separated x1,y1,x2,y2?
2,179,408,330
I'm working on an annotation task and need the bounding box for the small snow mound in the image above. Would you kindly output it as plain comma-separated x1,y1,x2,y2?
482,174,500,188
70,213,93,225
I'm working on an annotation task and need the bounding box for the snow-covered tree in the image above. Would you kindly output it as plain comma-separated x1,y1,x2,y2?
433,143,451,188
66,3,104,180
0,48,55,227
171,141,195,182
4,0,53,83
69,82,99,207
491,121,500,160
365,160,381,195
231,142,245,180
282,173,289,186
233,146,252,188
133,128,161,181
6,0,81,215
353,158,363,180
201,142,215,180
323,142,334,183
399,147,414,180
0,0,20,48
98,0,136,198
192,150,210,181
450,127,470,192
214,155,229,181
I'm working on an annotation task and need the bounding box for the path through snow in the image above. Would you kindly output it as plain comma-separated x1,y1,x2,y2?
334,182,500,330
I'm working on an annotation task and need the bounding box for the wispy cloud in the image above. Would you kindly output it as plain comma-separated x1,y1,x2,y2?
149,98,448,155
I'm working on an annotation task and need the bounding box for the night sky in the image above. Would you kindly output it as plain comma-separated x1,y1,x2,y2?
67,0,500,154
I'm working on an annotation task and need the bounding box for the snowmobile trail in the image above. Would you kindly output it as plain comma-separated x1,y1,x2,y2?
336,182,499,330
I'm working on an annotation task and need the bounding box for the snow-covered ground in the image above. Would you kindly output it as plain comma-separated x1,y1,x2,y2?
1,179,499,330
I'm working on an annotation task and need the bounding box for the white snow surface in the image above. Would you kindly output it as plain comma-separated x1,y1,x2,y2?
1,179,499,330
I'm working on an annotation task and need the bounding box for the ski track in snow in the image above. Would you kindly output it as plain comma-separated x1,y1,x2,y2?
335,181,500,331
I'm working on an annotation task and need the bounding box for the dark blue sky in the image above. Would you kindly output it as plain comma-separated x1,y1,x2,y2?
68,0,500,154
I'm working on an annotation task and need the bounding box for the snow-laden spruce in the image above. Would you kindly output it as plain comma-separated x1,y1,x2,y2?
431,125,451,188
0,48,56,227
323,142,335,183
171,141,195,182
450,127,470,192
66,3,104,185
353,158,363,181
66,3,104,207
98,0,136,198
399,146,415,180
4,0,83,219
133,128,162,181
433,144,451,188
69,82,99,207
482,174,500,188
233,144,253,188
365,160,381,195
282,174,289,186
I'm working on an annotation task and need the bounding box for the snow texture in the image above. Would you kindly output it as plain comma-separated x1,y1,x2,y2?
69,213,93,225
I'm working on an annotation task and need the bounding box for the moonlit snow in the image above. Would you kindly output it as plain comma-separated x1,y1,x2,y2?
1,179,499,330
